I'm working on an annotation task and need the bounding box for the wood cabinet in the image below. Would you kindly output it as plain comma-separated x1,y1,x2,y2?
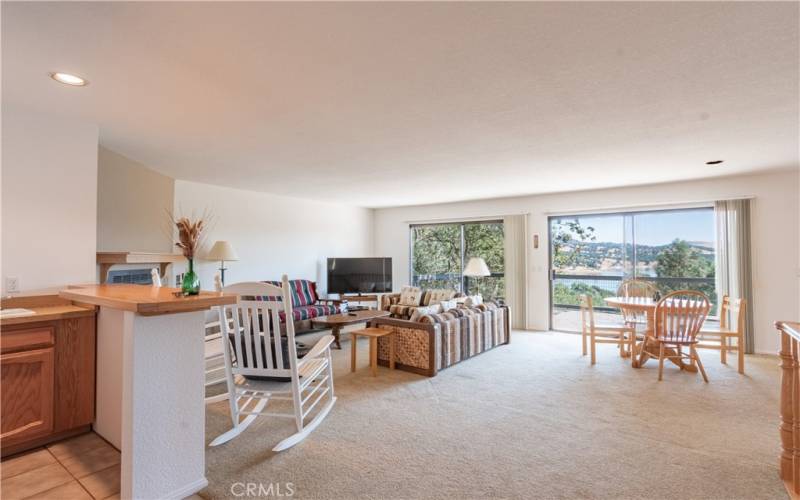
1,347,55,446
1,307,96,456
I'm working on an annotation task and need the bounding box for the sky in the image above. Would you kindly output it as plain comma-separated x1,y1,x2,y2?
554,208,715,247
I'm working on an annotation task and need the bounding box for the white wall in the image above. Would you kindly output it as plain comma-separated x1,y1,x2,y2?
373,169,800,354
173,180,374,292
97,146,174,253
1,108,99,293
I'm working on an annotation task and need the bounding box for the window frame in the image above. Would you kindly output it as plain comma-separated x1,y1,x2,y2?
409,219,505,297
547,205,717,331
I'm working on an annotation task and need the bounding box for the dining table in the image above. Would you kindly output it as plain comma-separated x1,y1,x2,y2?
604,296,698,372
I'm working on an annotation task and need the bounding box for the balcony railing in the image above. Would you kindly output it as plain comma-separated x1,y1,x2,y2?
552,274,715,311
551,274,716,331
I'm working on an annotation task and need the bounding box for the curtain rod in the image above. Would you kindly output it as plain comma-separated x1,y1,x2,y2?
542,195,755,216
403,213,529,225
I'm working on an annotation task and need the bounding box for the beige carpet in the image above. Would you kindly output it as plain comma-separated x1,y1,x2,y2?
202,330,785,499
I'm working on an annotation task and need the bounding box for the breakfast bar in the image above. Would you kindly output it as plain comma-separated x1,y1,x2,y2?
58,285,236,500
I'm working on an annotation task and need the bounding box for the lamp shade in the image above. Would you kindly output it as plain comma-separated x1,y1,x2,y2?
463,257,491,277
206,241,239,261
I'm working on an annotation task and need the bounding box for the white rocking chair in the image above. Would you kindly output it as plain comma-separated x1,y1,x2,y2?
209,275,337,451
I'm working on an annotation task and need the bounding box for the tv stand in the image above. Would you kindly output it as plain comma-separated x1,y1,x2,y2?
342,293,380,310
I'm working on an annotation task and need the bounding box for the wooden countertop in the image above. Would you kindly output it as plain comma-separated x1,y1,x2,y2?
1,305,96,326
59,284,237,316
1,295,96,326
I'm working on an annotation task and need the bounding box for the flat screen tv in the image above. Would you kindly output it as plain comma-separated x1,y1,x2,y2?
327,257,392,294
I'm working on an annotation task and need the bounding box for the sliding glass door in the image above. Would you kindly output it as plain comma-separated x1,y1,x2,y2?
549,208,716,331
410,221,505,301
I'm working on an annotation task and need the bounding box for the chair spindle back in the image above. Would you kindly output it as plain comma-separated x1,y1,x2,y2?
718,295,746,333
219,276,298,378
579,294,595,334
654,290,710,343
617,279,658,324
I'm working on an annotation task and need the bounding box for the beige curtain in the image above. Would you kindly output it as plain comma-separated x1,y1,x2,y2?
715,199,755,353
503,214,528,330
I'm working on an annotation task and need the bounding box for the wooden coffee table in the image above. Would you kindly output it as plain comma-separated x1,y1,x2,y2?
312,309,390,349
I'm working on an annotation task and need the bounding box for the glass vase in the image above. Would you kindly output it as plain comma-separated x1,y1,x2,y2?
182,258,201,295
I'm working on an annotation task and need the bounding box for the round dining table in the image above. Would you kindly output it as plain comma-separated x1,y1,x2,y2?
604,296,698,372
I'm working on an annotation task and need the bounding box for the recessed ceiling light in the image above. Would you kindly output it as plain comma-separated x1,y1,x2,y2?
705,160,724,165
50,72,88,86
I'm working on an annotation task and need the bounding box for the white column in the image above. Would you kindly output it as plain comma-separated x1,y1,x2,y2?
120,310,207,499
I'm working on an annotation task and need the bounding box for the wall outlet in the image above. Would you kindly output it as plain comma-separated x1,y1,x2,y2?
5,277,19,294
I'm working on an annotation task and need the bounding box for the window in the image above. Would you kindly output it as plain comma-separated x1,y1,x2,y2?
410,221,505,301
549,207,716,331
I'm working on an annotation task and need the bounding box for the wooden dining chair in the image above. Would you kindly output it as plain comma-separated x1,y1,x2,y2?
617,279,658,326
697,295,746,374
210,275,337,451
641,290,711,382
580,294,635,365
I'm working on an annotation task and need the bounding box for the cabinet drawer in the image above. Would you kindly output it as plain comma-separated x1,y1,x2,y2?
1,327,55,354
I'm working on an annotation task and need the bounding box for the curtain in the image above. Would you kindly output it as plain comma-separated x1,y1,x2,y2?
715,199,755,353
503,214,528,330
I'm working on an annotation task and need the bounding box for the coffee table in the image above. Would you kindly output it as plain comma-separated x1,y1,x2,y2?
312,309,390,349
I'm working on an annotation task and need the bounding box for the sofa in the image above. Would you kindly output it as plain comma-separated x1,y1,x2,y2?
260,279,343,333
380,287,464,320
368,302,510,377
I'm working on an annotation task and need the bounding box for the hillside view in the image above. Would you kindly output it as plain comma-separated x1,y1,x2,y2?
551,217,717,313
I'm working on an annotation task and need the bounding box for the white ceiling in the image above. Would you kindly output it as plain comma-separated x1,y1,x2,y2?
3,2,798,208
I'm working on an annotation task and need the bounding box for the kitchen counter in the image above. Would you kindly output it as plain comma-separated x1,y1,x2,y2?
54,283,237,499
59,283,236,315
1,304,95,326
1,295,97,456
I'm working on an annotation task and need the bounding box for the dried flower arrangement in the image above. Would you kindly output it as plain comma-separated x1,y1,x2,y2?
168,210,211,259
167,210,212,295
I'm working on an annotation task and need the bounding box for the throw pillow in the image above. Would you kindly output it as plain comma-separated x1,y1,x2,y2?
439,298,458,312
399,286,423,306
427,288,455,305
409,303,443,322
463,295,484,307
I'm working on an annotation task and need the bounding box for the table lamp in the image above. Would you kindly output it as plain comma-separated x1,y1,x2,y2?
463,257,490,294
207,240,239,286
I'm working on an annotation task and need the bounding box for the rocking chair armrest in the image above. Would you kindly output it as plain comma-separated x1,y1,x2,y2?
317,298,344,305
301,334,335,361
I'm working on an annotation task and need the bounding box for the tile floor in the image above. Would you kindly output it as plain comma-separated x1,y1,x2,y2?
1,433,120,499
1,432,206,499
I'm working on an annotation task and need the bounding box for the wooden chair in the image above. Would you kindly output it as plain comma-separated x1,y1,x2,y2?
617,279,657,325
640,290,711,382
210,275,337,451
697,295,746,374
580,294,635,365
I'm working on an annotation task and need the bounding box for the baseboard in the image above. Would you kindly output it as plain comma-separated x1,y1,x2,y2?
163,476,208,499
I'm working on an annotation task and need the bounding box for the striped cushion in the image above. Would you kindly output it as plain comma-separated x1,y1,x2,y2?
425,289,456,306
262,279,318,307
389,304,420,319
279,304,338,322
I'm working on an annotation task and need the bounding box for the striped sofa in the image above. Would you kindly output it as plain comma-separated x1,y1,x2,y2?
259,279,342,333
367,302,510,377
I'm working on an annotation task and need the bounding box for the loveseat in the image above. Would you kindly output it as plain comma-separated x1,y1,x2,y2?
260,279,342,333
368,302,510,377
